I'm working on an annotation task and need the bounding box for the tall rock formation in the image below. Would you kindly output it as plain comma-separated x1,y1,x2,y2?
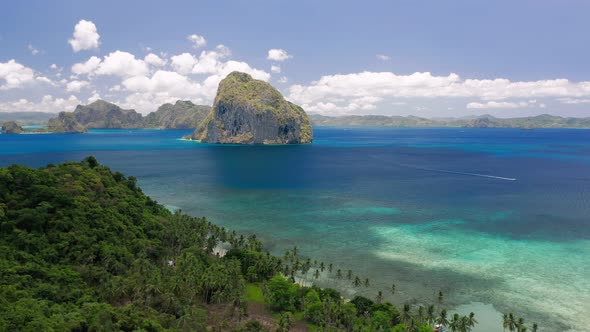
1,121,24,134
73,100,144,128
145,100,210,129
46,112,87,133
192,72,312,144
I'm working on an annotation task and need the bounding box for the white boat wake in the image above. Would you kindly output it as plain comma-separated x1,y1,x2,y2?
398,164,517,181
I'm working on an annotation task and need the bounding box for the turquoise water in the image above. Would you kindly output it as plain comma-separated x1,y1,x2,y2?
1,127,589,331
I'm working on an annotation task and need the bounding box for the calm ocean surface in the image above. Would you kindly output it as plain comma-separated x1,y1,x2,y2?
1,127,589,331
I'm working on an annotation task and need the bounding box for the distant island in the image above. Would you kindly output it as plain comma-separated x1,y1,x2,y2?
310,113,590,129
191,71,313,144
1,121,24,134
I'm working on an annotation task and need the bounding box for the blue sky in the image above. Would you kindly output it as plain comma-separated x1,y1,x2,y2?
1,0,590,117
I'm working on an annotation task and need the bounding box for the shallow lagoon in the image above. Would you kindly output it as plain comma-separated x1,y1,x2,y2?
2,127,589,331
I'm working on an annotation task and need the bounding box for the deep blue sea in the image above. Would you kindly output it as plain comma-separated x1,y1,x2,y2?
1,127,589,331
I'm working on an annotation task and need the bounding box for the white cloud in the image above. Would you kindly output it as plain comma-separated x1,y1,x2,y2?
187,34,207,48
267,49,292,61
0,95,81,113
36,76,56,86
271,65,281,73
191,45,231,74
68,20,100,52
144,53,166,67
466,100,539,109
71,56,101,76
0,59,36,89
288,71,590,115
122,70,200,96
170,53,197,75
376,54,391,61
50,64,58,69
66,80,90,92
88,91,101,103
278,76,288,84
28,44,40,55
558,98,590,104
96,51,149,78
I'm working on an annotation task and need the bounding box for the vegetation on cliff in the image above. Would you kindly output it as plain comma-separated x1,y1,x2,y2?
71,100,145,129
145,100,211,129
1,121,24,134
46,112,88,133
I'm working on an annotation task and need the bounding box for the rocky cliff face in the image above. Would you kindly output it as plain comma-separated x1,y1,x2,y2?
192,72,312,144
73,100,144,128
46,112,87,133
1,121,24,134
145,100,210,129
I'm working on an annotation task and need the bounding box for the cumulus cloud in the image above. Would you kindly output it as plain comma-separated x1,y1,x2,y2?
267,49,292,61
170,53,197,75
271,65,281,73
71,56,101,76
144,53,166,67
287,71,590,115
66,80,90,92
376,54,391,61
0,95,81,113
122,70,200,96
96,51,149,78
0,59,36,89
278,76,288,84
68,20,100,52
187,34,207,48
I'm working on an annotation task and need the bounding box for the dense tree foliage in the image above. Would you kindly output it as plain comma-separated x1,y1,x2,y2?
0,158,274,331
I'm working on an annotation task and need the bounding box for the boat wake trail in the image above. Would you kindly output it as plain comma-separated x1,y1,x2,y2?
397,164,517,181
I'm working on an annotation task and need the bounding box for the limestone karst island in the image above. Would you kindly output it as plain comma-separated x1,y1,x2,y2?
191,71,313,144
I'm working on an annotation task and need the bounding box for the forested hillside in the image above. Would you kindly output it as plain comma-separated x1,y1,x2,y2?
0,158,535,331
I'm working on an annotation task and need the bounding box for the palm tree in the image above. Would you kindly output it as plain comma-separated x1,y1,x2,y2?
364,278,370,287
467,312,477,329
376,291,383,304
353,276,361,287
400,304,412,325
507,313,518,332
502,314,510,332
531,323,538,332
328,263,333,273
426,304,436,325
336,269,343,279
314,269,320,280
292,246,298,257
449,313,461,332
438,290,444,304
461,315,472,332
416,305,425,324
517,317,526,332
436,309,450,328
390,283,396,295
347,269,353,280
